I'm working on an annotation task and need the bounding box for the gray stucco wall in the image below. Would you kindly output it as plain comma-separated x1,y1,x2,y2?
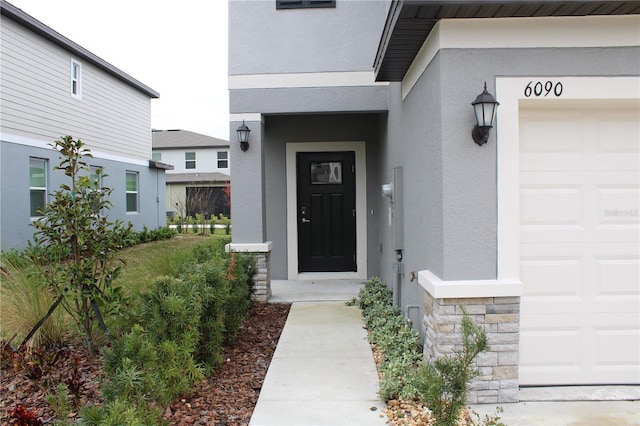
382,45,640,315
0,141,167,250
229,0,389,75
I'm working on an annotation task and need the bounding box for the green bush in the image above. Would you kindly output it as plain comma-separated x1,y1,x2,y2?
84,240,256,425
413,307,489,426
352,277,493,426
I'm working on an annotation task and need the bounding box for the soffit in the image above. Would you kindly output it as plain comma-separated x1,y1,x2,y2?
374,0,640,81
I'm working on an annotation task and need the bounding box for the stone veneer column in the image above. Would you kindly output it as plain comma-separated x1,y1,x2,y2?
422,291,521,404
226,242,272,302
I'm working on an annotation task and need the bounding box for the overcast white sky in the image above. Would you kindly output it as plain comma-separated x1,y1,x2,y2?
8,0,230,140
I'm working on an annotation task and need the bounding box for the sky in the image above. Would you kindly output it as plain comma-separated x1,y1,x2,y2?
8,0,230,140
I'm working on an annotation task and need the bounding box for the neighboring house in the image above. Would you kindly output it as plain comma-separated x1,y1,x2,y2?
228,0,640,403
0,0,169,250
152,129,230,220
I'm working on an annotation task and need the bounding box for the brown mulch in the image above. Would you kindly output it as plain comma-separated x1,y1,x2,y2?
0,303,291,426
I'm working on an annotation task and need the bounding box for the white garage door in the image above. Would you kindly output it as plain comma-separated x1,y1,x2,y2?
518,100,640,386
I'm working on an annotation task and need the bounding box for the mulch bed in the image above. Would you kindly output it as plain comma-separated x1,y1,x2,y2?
1,303,291,426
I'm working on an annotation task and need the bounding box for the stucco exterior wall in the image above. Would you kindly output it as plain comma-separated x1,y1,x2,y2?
229,0,389,75
383,45,640,288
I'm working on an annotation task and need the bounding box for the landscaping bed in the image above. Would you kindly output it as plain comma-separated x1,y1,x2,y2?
1,303,291,425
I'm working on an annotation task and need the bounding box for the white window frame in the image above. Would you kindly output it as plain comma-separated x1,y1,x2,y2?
217,151,229,169
71,59,82,99
126,171,139,213
29,157,47,218
185,152,196,169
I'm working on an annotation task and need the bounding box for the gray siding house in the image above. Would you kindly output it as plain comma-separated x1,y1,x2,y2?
0,0,168,250
228,0,640,402
152,129,230,219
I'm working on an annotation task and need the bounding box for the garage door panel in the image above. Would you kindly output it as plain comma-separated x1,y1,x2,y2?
520,328,582,366
521,257,581,296
519,101,639,386
596,257,640,296
596,327,640,365
520,186,582,226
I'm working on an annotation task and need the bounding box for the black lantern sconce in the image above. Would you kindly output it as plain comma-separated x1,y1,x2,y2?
471,82,500,146
236,120,251,152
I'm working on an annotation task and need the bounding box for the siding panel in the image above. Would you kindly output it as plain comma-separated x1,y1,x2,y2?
1,17,151,160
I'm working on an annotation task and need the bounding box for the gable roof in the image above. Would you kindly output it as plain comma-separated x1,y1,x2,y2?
0,0,159,98
152,129,230,149
374,0,640,81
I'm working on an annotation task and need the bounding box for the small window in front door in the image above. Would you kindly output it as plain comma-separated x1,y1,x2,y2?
311,162,342,184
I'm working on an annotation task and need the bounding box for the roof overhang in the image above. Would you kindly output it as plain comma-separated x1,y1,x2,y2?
149,160,174,170
374,0,640,81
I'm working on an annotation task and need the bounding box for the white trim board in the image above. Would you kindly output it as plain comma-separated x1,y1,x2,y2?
418,270,522,299
495,76,640,282
0,132,149,166
229,71,388,90
403,15,640,99
286,141,368,280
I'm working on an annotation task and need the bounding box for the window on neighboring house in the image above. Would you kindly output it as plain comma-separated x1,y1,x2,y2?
29,158,47,217
71,59,82,98
126,171,138,213
89,166,102,213
276,0,335,9
217,151,229,169
185,152,196,169
152,152,161,162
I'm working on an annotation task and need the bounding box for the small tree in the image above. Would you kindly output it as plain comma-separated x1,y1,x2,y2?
30,136,133,354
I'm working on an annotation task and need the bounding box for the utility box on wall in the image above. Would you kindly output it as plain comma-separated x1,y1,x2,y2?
382,166,404,252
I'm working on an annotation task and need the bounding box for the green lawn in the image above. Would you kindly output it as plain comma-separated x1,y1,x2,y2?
114,234,230,295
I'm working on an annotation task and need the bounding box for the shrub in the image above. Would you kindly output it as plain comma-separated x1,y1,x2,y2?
352,277,493,426
85,239,256,425
414,307,489,426
29,136,133,354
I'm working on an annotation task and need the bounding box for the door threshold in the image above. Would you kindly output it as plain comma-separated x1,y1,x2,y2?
293,272,364,281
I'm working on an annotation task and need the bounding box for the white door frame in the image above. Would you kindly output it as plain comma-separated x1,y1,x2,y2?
286,141,368,280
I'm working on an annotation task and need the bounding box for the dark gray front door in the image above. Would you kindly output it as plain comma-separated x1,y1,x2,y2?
297,152,356,272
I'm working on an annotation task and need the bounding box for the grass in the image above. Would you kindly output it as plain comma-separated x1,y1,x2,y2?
113,234,230,296
0,258,67,347
1,233,229,348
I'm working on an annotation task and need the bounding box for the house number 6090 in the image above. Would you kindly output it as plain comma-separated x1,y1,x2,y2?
524,81,563,97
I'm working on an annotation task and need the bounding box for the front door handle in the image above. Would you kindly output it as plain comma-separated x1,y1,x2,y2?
301,218,311,223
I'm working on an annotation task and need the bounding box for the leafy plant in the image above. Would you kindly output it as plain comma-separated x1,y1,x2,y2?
7,405,43,425
29,136,134,354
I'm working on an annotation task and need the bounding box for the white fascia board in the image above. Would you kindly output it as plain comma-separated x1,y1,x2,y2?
402,15,640,99
229,113,264,124
229,71,389,90
418,270,522,299
1,132,149,166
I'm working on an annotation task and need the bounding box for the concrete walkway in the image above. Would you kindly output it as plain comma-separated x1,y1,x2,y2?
251,280,640,426
249,301,387,425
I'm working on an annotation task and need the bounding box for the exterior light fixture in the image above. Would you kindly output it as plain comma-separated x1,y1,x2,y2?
236,120,251,152
471,82,500,146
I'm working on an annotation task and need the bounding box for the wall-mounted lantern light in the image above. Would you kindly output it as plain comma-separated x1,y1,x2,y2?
471,82,500,146
236,120,251,152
